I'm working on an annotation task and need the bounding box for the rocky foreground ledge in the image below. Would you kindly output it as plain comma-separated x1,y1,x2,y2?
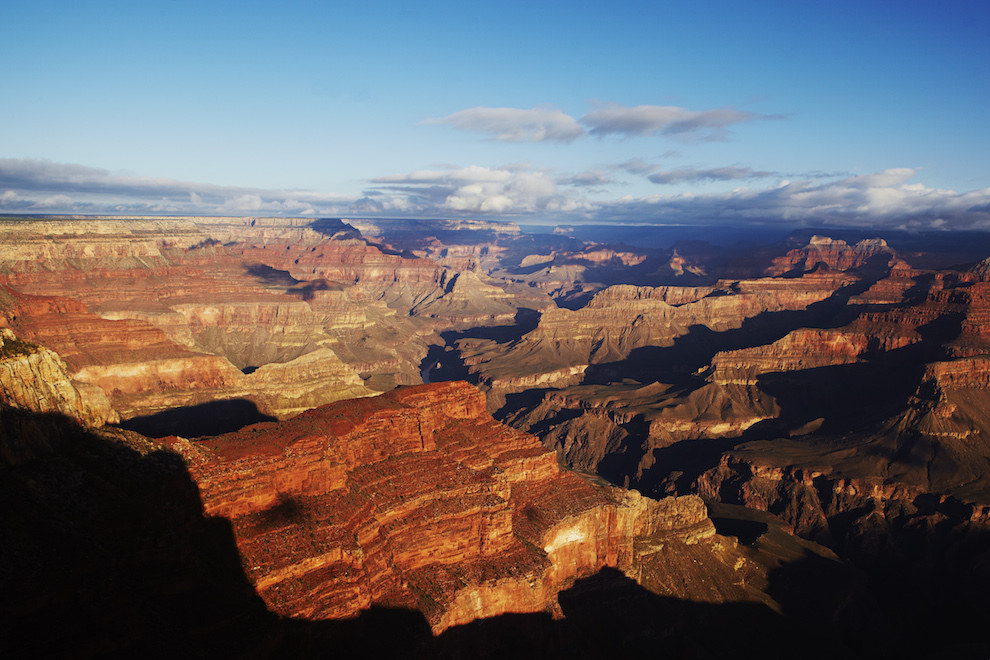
1,378,888,656
167,381,716,632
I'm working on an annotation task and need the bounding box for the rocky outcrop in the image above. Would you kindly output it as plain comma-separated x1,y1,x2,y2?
169,382,719,631
0,283,375,423
0,328,117,426
408,269,521,325
767,235,897,276
709,325,920,385
695,342,990,645
697,433,990,555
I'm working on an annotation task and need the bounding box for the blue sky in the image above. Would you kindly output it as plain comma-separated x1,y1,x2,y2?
2,0,989,228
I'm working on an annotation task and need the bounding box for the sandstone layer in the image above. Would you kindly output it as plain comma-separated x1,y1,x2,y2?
168,381,730,631
0,328,117,426
766,235,897,276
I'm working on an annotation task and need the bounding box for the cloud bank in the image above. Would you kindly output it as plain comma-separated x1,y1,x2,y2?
0,158,354,216
3,158,990,231
599,169,990,230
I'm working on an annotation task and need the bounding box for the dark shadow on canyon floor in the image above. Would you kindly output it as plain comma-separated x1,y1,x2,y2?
582,277,882,387
117,398,276,438
752,351,927,434
422,308,542,384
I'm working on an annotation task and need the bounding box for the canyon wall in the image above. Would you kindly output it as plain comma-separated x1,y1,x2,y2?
170,381,726,632
0,217,552,428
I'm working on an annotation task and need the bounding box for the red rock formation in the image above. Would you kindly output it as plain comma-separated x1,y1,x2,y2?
709,322,921,386
0,283,371,422
169,382,717,631
766,235,897,276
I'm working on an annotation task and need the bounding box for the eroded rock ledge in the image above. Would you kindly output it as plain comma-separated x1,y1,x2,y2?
168,381,715,632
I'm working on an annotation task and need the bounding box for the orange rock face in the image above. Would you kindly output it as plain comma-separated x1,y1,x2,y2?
169,381,714,631
766,235,896,276
0,328,117,426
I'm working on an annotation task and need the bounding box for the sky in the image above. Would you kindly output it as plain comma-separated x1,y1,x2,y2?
2,0,989,229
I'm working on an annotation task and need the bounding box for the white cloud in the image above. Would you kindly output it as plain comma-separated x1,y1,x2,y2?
420,106,585,142
648,166,776,184
371,165,512,185
597,168,990,229
559,170,615,187
34,194,74,209
581,103,782,141
4,157,989,231
422,102,781,143
615,158,659,175
0,157,356,216
365,165,588,216
220,194,265,212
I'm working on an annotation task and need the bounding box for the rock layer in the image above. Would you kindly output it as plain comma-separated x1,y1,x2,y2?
459,270,854,406
169,382,719,631
0,328,117,426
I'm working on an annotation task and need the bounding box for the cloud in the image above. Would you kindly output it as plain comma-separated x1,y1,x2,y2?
360,165,990,228
421,106,585,142
648,166,776,185
615,158,658,175
559,170,615,187
4,158,988,231
581,103,782,141
597,169,990,230
364,165,590,215
34,194,74,209
422,102,782,144
0,158,355,216
371,165,512,185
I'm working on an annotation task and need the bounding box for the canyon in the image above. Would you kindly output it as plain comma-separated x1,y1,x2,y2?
2,215,989,657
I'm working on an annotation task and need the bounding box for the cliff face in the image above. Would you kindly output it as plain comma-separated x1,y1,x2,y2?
709,325,919,385
766,235,897,276
463,237,990,562
0,284,375,424
0,328,117,426
168,382,726,632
